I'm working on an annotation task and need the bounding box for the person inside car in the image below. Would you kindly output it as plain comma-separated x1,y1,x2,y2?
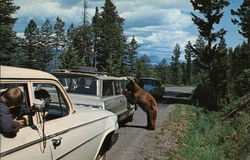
74,78,87,94
0,87,25,138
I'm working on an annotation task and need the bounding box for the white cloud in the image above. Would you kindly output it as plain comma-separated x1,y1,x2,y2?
16,32,24,38
14,0,196,63
135,30,196,61
14,0,83,24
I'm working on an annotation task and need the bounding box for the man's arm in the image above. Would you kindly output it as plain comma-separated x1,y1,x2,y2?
0,111,20,137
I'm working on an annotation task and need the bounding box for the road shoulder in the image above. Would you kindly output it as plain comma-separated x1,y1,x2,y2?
138,104,177,159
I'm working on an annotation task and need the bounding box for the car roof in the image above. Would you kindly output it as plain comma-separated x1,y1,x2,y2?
0,65,58,81
139,77,159,81
52,70,128,81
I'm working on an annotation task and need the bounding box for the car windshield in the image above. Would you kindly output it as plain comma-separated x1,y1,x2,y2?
58,76,97,96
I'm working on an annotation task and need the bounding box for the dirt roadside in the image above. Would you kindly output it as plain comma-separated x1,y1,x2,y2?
138,105,176,160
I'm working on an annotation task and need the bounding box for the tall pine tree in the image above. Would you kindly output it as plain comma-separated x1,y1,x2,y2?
22,19,40,69
72,25,92,66
92,7,102,68
126,36,139,76
170,43,181,85
71,1,92,67
185,41,193,85
66,23,75,47
53,17,65,69
155,58,168,84
59,45,85,69
98,0,127,75
231,0,250,49
0,0,20,65
38,19,54,71
135,54,152,78
229,42,250,97
190,0,229,109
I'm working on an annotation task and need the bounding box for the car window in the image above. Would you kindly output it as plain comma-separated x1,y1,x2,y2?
58,77,69,86
60,76,97,96
140,79,161,87
155,80,161,86
103,80,114,97
114,81,121,95
32,83,69,121
0,83,32,128
121,80,128,89
140,79,151,86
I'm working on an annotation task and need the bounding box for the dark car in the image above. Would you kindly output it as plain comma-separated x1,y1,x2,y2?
139,78,165,98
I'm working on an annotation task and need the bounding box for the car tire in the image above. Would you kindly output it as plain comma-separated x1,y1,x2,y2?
124,113,134,124
96,153,106,160
127,114,134,122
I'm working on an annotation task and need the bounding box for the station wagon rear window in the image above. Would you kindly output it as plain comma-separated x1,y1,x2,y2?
103,80,114,96
58,76,97,96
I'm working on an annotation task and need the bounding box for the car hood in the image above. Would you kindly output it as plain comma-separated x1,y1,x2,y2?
73,104,115,120
71,105,118,132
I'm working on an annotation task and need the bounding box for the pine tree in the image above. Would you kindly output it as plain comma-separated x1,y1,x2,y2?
59,45,85,69
72,25,92,66
190,0,229,109
54,17,65,53
38,19,54,71
126,36,139,76
231,0,250,49
92,7,102,68
190,0,229,71
135,54,152,78
66,23,75,47
185,41,192,84
191,36,205,78
181,63,187,84
98,0,127,75
53,17,65,68
170,43,181,85
0,0,20,65
22,19,40,69
214,37,228,98
155,58,168,84
229,42,250,97
231,0,250,72
70,0,92,67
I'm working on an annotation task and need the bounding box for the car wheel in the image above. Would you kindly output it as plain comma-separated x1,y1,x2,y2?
124,114,134,124
96,153,106,160
127,114,134,122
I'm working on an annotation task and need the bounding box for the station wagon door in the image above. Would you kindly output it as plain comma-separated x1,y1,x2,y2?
102,80,127,116
31,82,103,160
0,83,53,160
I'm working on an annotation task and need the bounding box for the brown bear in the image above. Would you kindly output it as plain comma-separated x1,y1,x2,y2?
123,79,158,130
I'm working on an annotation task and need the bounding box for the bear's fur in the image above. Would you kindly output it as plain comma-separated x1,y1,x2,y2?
123,79,158,130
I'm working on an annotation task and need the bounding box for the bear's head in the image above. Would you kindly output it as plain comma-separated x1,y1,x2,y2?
122,79,139,104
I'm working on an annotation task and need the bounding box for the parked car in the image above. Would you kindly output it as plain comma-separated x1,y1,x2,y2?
52,68,136,124
138,78,165,99
0,65,119,160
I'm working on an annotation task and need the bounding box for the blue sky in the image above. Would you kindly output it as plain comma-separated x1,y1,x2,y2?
13,0,245,64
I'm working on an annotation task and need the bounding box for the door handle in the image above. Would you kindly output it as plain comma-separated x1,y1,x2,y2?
52,137,62,149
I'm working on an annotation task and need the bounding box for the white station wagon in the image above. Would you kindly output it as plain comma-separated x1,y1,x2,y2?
52,68,136,124
0,66,119,160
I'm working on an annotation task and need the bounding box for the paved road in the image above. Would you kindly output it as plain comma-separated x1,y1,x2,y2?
106,87,193,160
164,87,194,97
